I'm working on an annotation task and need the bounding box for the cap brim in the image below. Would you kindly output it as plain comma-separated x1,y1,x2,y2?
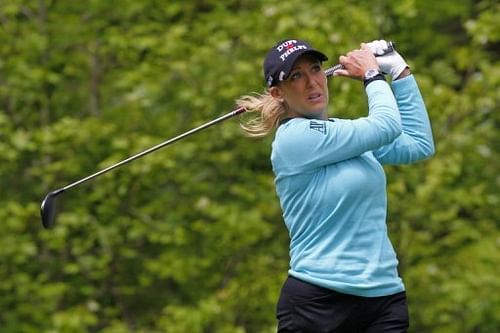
281,49,328,80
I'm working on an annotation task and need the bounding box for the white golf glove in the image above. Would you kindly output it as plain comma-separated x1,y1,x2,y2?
366,40,409,79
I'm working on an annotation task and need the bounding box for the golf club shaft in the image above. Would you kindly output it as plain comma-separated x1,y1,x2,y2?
56,107,246,194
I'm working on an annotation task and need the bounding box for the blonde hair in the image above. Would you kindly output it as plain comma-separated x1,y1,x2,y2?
237,91,287,138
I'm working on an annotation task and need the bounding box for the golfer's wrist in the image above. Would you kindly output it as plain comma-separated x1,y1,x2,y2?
363,73,386,87
394,67,411,80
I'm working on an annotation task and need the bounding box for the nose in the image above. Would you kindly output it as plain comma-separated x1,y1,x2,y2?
305,74,312,86
304,72,317,88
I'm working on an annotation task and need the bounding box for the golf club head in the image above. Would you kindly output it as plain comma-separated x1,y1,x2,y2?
40,189,65,229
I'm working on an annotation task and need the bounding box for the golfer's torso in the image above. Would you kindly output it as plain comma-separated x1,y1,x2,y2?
273,150,404,297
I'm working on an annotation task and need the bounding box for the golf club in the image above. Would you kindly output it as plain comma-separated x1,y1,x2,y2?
40,107,246,228
41,41,395,229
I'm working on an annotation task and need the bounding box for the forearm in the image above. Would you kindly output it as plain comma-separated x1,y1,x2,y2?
393,75,433,144
373,75,435,164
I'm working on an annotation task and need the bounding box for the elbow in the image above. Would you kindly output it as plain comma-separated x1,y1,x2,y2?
424,140,436,159
415,140,435,161
422,133,436,159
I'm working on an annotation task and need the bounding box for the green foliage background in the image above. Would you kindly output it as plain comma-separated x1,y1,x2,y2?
0,0,498,332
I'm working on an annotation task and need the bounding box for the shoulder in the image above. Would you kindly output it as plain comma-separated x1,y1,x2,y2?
273,118,340,159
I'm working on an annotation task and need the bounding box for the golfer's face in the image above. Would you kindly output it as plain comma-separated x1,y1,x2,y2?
278,55,329,120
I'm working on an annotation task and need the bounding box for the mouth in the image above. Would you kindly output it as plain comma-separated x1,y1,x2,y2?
308,92,323,103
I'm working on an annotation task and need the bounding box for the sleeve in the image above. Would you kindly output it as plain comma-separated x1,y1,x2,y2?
372,75,435,165
272,80,402,175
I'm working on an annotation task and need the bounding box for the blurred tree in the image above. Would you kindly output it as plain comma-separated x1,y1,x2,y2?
0,0,498,332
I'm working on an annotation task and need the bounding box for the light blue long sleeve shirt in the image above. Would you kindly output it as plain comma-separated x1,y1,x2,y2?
271,75,434,297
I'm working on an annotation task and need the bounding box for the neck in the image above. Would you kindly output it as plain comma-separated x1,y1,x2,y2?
286,110,328,121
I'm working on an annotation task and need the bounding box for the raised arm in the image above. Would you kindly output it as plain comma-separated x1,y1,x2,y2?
364,40,435,164
373,73,435,164
272,80,402,175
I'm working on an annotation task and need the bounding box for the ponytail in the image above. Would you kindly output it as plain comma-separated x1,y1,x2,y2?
237,91,287,138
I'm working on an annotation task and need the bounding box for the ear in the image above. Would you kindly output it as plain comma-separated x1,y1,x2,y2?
269,86,284,103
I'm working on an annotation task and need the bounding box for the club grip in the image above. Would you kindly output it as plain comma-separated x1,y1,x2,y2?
385,41,395,53
325,40,395,77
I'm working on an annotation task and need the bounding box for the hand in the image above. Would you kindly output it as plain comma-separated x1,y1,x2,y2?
335,44,379,80
365,40,409,79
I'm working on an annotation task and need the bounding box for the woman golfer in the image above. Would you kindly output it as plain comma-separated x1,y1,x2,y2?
238,39,434,332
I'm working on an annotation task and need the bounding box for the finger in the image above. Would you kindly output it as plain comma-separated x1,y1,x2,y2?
374,40,386,55
377,40,388,49
333,69,350,77
361,44,372,52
